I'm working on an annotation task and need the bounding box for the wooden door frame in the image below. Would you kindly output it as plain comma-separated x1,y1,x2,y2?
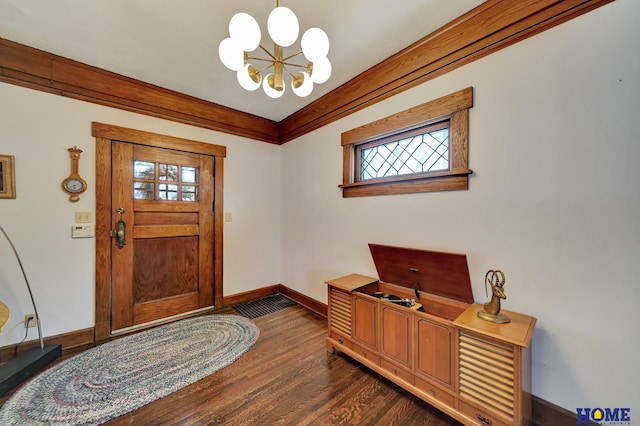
92,122,226,341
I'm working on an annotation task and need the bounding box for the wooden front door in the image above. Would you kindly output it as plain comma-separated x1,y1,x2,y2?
110,141,215,331
93,122,226,340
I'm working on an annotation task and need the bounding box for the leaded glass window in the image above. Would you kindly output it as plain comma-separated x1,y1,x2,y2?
340,87,473,197
357,121,449,181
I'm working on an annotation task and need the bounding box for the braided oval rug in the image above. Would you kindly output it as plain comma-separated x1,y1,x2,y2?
0,315,259,425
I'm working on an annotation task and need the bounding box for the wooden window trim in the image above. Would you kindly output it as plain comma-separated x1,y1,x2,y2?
340,87,473,197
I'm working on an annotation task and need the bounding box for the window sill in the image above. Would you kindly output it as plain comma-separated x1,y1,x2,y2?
340,169,472,198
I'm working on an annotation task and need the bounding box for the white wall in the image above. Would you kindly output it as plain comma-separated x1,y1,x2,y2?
0,83,281,346
280,0,639,413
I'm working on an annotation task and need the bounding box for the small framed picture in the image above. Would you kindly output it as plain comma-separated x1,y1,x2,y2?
0,154,16,199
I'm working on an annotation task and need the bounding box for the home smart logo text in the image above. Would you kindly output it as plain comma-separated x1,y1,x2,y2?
576,407,631,425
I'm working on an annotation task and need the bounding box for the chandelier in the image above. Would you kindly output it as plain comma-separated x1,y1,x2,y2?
218,1,331,99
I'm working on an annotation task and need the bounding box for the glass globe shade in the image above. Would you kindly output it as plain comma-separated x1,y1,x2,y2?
291,72,314,97
311,56,332,84
263,73,285,98
301,28,329,62
218,37,244,71
267,7,299,47
229,13,261,52
237,64,261,91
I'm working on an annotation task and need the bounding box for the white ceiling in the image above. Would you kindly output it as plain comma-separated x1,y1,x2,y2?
0,0,485,122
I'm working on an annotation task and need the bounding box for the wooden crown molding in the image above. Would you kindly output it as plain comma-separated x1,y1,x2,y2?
279,0,614,142
0,40,279,144
0,0,613,144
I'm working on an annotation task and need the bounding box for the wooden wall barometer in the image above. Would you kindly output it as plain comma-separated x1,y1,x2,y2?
61,146,87,202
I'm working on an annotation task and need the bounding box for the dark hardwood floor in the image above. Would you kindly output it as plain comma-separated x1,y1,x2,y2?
1,304,463,425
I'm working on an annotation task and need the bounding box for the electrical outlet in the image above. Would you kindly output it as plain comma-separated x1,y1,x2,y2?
25,314,37,328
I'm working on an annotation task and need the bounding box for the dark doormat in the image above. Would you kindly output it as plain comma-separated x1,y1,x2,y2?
233,294,297,319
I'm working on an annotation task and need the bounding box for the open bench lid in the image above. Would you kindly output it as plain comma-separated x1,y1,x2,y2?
368,243,474,304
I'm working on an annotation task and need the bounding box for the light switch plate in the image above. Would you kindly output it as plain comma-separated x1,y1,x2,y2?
74,211,92,223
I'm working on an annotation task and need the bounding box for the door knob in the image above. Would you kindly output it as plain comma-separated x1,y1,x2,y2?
110,208,126,248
